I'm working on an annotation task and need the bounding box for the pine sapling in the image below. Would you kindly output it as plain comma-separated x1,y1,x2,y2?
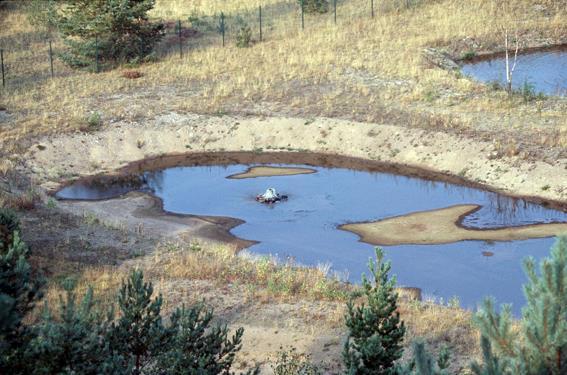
472,236,567,375
343,247,406,375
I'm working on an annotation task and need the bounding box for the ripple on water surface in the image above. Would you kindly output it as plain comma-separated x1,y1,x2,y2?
57,164,567,314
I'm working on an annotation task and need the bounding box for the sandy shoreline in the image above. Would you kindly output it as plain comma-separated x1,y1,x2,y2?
340,204,567,246
25,114,566,206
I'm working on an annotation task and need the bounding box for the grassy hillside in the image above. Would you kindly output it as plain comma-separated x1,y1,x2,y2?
0,0,565,158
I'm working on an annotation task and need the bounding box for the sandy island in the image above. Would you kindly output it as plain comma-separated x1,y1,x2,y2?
340,204,567,246
227,166,316,179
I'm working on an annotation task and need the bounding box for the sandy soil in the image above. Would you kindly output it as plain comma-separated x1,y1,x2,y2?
56,192,256,251
227,166,317,179
23,114,566,207
341,204,567,246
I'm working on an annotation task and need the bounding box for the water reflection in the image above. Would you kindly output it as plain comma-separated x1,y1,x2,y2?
56,164,567,314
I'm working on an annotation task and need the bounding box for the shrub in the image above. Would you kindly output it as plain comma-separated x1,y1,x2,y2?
461,50,477,61
298,0,329,14
400,341,451,375
236,22,253,48
86,112,102,130
271,347,322,375
517,79,545,103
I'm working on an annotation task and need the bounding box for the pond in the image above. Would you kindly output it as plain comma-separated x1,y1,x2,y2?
57,163,567,313
461,49,567,96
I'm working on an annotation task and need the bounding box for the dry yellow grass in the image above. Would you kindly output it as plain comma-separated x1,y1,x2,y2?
1,0,566,156
151,0,285,18
33,240,348,323
35,239,480,365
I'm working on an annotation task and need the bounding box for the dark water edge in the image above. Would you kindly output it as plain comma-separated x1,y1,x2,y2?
57,164,567,314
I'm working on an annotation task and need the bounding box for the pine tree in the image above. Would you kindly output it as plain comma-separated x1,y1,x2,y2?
470,336,511,375
26,279,125,374
0,209,43,374
0,207,20,252
472,236,567,375
108,269,168,373
399,341,451,375
155,303,252,374
45,0,164,69
343,247,406,375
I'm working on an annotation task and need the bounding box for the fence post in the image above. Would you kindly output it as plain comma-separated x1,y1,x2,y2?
371,0,374,18
95,36,99,73
1,49,4,88
259,6,262,42
301,0,305,30
49,40,54,78
334,0,337,24
177,19,183,58
220,12,225,47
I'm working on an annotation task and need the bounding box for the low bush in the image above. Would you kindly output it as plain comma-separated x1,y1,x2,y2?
271,347,322,375
84,111,103,131
236,22,253,48
298,0,329,14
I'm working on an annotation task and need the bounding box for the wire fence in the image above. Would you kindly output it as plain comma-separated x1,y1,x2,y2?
0,0,422,91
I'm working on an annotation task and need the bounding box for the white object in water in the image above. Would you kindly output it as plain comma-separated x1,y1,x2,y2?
261,188,278,200
256,187,287,203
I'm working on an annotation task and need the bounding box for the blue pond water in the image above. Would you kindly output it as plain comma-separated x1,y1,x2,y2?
57,164,567,314
462,49,567,96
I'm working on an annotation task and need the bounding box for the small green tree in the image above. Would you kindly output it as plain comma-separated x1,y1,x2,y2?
45,0,164,69
343,247,406,375
0,207,20,252
155,303,252,374
271,347,321,375
400,341,451,375
0,210,43,374
108,269,168,373
26,280,125,374
472,236,567,375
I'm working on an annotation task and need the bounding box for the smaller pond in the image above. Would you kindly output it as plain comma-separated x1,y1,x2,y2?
461,49,567,96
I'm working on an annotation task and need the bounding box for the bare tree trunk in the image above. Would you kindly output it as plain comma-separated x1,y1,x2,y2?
505,28,519,96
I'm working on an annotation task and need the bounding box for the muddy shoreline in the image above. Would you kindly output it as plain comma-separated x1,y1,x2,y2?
57,191,256,251
51,150,567,255
456,43,567,64
52,151,567,213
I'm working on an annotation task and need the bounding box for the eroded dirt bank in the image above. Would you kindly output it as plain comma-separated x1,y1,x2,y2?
25,114,566,205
